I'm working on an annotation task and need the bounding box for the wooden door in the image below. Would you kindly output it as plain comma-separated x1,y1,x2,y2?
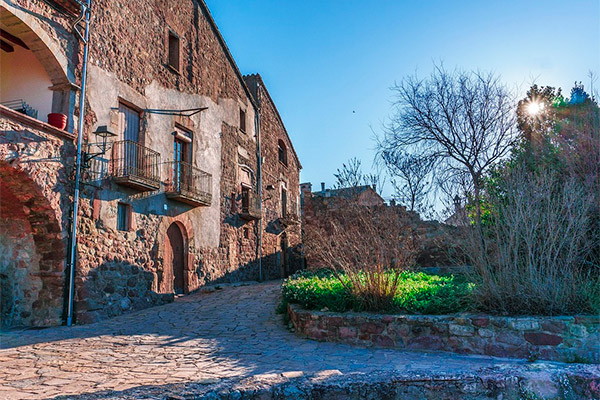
166,223,185,294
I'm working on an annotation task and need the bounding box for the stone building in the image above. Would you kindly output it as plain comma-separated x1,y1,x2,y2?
0,0,301,328
302,182,385,207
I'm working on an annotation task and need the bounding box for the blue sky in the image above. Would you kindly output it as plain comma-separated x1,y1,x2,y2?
205,0,599,199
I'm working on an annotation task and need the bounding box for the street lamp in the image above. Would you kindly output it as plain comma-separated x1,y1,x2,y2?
83,125,116,166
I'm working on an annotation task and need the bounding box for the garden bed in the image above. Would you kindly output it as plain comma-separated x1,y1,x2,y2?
283,271,599,362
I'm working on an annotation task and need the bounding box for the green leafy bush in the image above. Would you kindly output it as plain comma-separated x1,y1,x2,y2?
281,270,474,315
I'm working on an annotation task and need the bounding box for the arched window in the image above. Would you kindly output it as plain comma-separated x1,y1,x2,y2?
278,139,287,166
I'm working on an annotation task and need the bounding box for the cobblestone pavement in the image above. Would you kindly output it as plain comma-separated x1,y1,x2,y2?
0,281,532,399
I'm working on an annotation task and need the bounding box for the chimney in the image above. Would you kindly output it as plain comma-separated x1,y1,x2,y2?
321,182,325,193
453,195,461,212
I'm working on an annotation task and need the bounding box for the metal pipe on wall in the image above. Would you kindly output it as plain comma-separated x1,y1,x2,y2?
66,0,91,327
255,82,263,282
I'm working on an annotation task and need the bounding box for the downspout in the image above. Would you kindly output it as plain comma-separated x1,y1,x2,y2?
66,0,91,326
255,83,263,281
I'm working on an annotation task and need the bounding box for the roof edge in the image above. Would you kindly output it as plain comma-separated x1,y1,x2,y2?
197,0,257,111
244,73,302,170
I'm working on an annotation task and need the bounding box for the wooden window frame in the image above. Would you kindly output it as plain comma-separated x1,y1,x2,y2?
167,29,181,73
117,202,132,231
278,139,288,167
239,107,247,133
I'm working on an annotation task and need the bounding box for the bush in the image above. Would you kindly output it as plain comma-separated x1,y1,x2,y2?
467,168,600,315
281,270,473,315
304,202,417,311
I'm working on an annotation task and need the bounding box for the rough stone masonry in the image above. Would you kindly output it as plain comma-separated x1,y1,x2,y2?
0,0,302,328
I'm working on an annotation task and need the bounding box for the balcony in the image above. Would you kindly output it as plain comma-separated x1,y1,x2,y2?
280,200,300,226
240,193,261,221
164,161,212,207
109,140,161,191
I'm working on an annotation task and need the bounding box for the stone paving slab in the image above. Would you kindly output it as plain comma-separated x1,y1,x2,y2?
0,281,597,399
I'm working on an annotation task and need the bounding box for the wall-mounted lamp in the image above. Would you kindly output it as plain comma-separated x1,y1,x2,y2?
83,125,116,167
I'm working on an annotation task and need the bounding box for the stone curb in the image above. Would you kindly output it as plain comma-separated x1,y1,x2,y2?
55,364,600,399
288,304,600,363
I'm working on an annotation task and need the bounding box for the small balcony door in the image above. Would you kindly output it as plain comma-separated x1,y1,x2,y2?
173,132,190,192
119,103,141,176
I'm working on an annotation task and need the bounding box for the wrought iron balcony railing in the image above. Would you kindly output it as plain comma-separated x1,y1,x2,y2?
240,193,261,220
109,140,161,191
164,160,212,207
280,200,300,226
1,99,38,119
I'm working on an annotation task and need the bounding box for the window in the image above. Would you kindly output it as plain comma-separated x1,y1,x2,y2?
119,102,141,175
239,108,246,132
119,102,140,143
241,185,250,212
117,202,131,231
281,188,287,218
243,227,249,239
168,31,180,71
278,139,287,166
173,126,192,191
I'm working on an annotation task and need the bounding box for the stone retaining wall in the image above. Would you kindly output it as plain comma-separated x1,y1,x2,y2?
288,304,599,363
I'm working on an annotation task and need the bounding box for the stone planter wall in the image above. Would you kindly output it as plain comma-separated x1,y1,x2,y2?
288,304,599,363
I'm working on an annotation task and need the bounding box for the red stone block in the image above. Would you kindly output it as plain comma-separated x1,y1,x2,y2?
372,335,395,347
471,316,490,328
524,332,563,346
338,326,357,340
360,322,385,335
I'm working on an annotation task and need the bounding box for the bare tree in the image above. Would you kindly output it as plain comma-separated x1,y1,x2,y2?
380,150,435,214
378,65,518,230
333,157,363,189
333,157,385,195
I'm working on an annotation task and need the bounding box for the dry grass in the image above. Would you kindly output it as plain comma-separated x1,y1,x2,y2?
304,202,417,311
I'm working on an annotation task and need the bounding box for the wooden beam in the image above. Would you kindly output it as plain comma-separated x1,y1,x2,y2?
0,39,14,53
0,29,29,50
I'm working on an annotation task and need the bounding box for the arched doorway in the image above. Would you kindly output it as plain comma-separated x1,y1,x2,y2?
165,223,186,295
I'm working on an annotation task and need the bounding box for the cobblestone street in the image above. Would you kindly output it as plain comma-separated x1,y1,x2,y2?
0,281,578,399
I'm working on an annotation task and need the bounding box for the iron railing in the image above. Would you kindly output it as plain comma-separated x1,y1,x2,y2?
164,160,212,206
281,199,300,225
240,191,261,220
0,99,38,119
109,140,161,189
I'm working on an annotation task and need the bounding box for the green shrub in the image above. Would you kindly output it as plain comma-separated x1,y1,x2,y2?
281,270,474,315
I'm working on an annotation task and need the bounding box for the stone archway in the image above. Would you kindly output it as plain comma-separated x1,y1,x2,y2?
1,5,76,123
0,161,65,329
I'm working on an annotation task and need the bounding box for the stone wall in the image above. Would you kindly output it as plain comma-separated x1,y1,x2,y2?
288,304,600,363
2,0,303,326
301,193,464,268
0,107,75,328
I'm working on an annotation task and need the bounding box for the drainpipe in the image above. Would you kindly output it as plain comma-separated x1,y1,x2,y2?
66,0,91,327
255,83,263,282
